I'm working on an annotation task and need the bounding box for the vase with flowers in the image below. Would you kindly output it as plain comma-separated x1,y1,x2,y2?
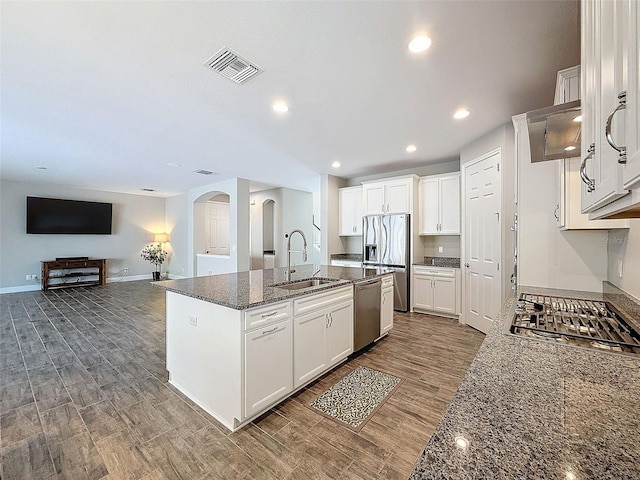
141,243,168,280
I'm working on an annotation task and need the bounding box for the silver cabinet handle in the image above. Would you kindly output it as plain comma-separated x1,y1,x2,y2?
261,311,278,318
262,326,279,335
580,143,596,193
553,204,559,221
605,91,627,164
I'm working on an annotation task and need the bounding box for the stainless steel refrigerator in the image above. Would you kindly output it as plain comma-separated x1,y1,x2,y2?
362,214,410,312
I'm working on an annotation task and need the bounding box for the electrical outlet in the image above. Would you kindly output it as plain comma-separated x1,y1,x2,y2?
25,274,37,280
123,267,129,273
438,246,444,253
189,316,198,326
618,260,624,278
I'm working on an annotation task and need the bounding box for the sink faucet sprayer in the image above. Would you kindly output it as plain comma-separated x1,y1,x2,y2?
287,229,308,280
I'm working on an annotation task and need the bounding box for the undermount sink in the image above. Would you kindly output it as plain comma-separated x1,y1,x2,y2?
272,278,338,290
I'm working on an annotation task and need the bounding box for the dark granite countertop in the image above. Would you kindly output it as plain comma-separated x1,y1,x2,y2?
414,257,461,268
410,282,640,479
154,264,391,310
329,253,363,262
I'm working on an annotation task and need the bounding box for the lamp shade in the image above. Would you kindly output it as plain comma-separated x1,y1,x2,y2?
154,233,169,243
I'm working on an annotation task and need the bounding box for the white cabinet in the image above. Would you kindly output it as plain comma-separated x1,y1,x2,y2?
380,275,394,335
581,0,640,217
339,186,364,236
362,176,415,215
412,266,459,316
293,286,354,388
555,67,629,229
418,173,460,235
244,319,292,418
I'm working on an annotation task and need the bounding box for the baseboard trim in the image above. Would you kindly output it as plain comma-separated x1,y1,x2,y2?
0,285,41,294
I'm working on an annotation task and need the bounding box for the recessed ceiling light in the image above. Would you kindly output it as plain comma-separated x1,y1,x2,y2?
332,161,341,168
406,144,417,153
573,115,582,122
454,109,470,120
272,102,289,113
564,145,577,152
166,162,182,168
408,35,432,53
34,166,48,170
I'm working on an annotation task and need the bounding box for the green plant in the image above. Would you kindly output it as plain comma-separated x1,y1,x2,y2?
141,243,168,271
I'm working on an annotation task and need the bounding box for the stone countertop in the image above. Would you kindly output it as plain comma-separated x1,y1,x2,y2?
410,283,640,480
154,264,391,310
329,253,363,262
414,257,461,268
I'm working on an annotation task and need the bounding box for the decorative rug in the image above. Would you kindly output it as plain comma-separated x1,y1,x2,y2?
308,366,403,432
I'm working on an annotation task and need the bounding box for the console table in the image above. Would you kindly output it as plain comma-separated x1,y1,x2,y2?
41,258,106,291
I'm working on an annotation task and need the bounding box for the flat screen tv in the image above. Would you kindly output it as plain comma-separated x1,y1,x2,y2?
26,197,113,234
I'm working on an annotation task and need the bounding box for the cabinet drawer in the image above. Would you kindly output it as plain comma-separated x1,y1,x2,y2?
381,274,393,287
414,267,456,278
293,285,353,316
244,301,291,331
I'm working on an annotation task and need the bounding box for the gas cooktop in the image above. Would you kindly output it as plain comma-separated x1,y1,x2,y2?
510,293,640,357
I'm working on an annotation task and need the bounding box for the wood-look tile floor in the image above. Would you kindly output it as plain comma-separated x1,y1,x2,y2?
0,281,485,480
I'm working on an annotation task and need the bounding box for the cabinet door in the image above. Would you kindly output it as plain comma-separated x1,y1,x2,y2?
339,188,356,236
412,275,434,310
244,319,292,418
293,310,327,388
581,0,629,212
622,0,640,190
432,277,457,314
325,300,353,366
381,286,394,334
419,178,439,234
386,179,412,214
363,183,385,215
439,175,461,234
353,187,364,235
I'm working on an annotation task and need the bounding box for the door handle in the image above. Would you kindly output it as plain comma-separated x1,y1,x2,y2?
580,143,596,193
465,263,470,268
553,204,559,221
605,91,627,164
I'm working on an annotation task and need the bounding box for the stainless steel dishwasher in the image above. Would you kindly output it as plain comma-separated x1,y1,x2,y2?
353,278,381,352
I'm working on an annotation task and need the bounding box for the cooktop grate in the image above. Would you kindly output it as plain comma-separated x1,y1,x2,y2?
510,293,640,356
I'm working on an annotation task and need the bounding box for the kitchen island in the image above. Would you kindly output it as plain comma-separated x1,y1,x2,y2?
155,265,392,432
410,282,640,479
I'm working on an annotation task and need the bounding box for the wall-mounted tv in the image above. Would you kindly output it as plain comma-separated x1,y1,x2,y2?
26,197,113,234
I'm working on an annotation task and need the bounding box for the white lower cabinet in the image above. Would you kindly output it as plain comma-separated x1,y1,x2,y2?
412,267,459,316
293,286,354,389
244,319,292,418
381,275,394,335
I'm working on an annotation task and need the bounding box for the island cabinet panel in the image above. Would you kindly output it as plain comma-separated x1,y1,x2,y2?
244,318,292,418
293,309,329,388
381,275,394,335
325,300,354,365
166,292,243,430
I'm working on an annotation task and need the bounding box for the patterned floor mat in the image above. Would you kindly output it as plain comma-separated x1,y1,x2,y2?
309,366,403,432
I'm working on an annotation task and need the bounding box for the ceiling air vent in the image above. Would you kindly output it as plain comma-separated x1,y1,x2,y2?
204,47,262,84
193,169,217,176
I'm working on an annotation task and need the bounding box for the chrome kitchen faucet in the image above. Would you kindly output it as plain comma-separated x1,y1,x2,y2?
286,229,308,281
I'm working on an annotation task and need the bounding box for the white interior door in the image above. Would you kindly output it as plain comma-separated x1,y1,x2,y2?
206,202,230,255
463,150,501,334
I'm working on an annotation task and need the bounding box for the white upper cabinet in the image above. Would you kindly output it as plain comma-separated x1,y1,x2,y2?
418,173,460,235
581,0,640,217
555,67,629,229
362,176,415,215
338,186,363,236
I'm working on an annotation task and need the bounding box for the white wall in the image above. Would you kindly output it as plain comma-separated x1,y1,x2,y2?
320,174,346,263
281,188,315,267
608,223,640,300
0,180,166,291
460,122,516,300
165,193,189,278
514,116,608,293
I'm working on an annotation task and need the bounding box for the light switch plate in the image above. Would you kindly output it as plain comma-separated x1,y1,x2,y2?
618,260,624,278
189,316,198,326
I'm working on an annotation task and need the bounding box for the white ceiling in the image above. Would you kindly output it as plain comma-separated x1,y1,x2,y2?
0,1,580,197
